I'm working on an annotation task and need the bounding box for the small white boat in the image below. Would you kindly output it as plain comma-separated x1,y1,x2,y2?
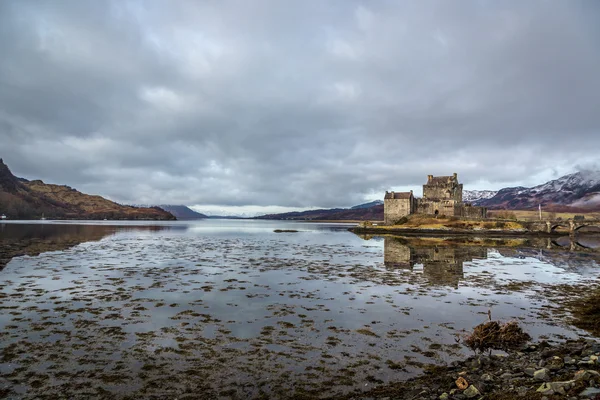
1,214,6,220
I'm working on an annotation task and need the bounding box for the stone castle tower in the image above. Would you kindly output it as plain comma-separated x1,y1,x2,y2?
384,173,487,224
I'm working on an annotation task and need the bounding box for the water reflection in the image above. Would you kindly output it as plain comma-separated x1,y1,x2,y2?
384,237,488,287
0,223,175,270
381,235,600,284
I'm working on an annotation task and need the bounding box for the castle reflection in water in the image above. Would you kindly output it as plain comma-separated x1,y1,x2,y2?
383,237,488,287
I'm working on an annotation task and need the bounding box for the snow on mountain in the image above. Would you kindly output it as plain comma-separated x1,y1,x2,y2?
477,170,600,211
463,190,498,203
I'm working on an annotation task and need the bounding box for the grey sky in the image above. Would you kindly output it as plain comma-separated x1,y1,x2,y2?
1,1,599,215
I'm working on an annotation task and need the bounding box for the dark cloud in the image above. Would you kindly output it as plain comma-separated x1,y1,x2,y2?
1,0,599,213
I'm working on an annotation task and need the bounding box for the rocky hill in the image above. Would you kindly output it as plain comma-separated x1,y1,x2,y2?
475,171,600,211
0,159,175,220
158,205,207,220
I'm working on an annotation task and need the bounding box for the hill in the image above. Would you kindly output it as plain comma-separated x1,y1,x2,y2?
255,203,383,221
0,159,175,220
158,205,207,220
475,170,600,212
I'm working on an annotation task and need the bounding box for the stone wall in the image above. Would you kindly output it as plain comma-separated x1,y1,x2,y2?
416,199,461,217
384,198,413,224
460,204,487,219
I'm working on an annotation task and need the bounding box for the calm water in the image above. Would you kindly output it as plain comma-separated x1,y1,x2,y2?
1,220,600,399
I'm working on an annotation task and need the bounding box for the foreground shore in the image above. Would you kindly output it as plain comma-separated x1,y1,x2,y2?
338,338,600,400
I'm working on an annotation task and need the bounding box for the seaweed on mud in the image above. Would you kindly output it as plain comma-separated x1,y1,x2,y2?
463,320,531,353
568,288,600,336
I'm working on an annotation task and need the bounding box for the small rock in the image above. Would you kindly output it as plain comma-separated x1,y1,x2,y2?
547,356,564,371
564,356,576,365
524,367,536,377
574,370,600,381
538,359,546,368
578,360,596,366
534,368,550,382
481,373,493,382
463,385,480,399
536,381,574,396
439,393,449,400
580,387,600,397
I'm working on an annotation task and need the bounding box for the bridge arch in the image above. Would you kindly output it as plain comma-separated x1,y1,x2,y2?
550,224,568,232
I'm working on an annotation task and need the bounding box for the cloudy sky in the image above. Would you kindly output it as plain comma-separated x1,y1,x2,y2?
1,1,599,215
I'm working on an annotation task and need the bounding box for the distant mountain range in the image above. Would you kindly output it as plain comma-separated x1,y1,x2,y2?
472,171,600,211
255,201,384,221
0,159,176,220
158,205,207,220
350,200,383,209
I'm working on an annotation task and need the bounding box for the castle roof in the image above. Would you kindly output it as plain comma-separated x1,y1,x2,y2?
385,191,413,200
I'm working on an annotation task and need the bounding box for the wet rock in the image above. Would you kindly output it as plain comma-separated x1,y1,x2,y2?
438,393,449,400
580,387,600,398
547,356,564,371
463,385,480,399
536,381,574,396
534,368,550,382
564,356,576,365
573,370,600,382
481,373,493,382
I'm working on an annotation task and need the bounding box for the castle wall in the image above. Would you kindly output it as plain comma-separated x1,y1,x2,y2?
416,199,460,216
384,198,413,224
460,205,487,219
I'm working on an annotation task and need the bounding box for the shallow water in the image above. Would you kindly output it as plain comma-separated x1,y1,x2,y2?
1,220,599,398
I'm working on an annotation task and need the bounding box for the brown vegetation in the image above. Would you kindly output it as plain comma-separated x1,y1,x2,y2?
463,321,531,353
568,290,600,336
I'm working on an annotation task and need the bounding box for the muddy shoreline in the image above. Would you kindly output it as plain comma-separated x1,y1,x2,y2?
336,338,600,400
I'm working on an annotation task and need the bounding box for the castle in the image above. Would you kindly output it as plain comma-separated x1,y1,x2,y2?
384,173,487,225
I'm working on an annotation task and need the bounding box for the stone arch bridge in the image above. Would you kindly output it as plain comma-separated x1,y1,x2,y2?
526,219,600,234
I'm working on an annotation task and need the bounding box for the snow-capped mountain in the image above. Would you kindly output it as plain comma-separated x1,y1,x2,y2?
476,170,600,211
463,190,498,203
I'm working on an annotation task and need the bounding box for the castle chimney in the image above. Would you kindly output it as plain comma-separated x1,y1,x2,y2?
428,174,433,182
453,172,457,179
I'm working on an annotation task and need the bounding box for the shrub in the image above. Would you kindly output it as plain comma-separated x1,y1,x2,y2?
495,221,506,228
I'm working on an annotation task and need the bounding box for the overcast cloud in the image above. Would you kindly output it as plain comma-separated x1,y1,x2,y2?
1,1,599,215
